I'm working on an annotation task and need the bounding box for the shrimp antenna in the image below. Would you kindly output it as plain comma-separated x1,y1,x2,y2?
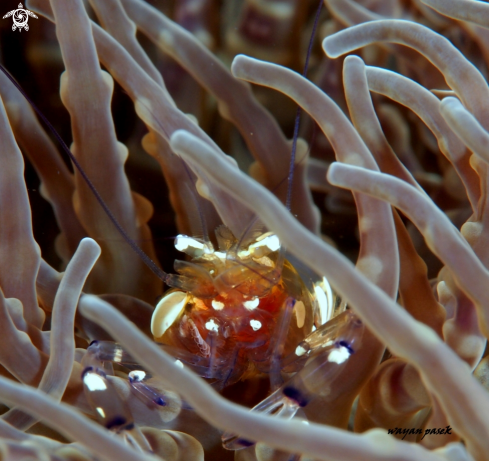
267,0,323,392
286,0,323,211
0,64,169,284
236,0,323,251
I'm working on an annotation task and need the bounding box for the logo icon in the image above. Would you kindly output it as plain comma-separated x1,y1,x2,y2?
3,3,38,32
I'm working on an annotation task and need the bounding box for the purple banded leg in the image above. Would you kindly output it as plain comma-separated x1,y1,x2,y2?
222,311,364,450
81,366,153,452
86,340,139,366
84,339,214,412
128,370,168,408
81,342,157,452
81,367,134,431
281,310,360,372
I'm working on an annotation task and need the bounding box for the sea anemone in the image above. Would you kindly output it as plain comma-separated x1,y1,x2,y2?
0,0,488,460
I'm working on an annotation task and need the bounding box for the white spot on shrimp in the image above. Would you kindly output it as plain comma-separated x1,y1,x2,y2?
151,291,188,338
212,300,224,310
244,297,259,310
295,345,307,356
294,300,306,328
328,346,351,364
250,234,280,252
175,235,205,252
205,318,219,332
175,360,184,369
314,284,328,326
253,256,274,267
250,319,262,331
96,407,106,418
83,373,107,392
314,277,334,325
113,348,123,363
128,370,146,382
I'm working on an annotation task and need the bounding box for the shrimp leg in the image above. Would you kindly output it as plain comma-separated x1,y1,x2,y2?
222,310,364,450
81,342,153,452
82,340,216,410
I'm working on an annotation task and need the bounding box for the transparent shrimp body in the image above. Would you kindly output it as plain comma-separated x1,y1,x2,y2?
80,342,163,452
222,310,364,450
151,226,315,386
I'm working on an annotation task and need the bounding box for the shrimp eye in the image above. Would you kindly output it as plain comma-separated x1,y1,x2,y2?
151,291,188,338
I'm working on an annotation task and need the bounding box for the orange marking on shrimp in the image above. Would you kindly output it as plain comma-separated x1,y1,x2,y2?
152,229,315,385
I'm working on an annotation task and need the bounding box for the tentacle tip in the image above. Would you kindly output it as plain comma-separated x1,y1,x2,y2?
169,129,192,153
321,37,340,58
343,55,364,66
230,54,251,77
439,96,462,110
325,161,342,185
78,293,100,320
79,237,102,254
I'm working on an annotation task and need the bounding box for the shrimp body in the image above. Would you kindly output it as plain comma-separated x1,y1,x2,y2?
151,227,314,386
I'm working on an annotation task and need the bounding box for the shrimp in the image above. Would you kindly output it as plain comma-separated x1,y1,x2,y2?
151,229,314,388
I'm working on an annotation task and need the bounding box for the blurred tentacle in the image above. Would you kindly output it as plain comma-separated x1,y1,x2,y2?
354,358,431,440
0,95,44,328
0,290,47,385
420,0,489,29
49,0,161,300
0,70,86,262
3,238,100,430
120,0,319,233
342,56,421,190
323,20,489,128
327,163,489,337
364,66,479,210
